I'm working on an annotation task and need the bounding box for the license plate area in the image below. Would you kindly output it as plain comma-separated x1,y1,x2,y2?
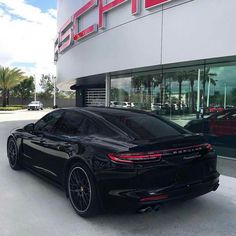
175,164,205,184
137,160,208,189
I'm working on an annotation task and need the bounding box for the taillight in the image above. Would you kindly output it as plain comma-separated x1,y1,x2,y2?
206,143,213,152
108,143,213,164
108,151,162,164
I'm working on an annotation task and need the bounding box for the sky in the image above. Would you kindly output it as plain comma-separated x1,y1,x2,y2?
27,0,56,12
0,0,57,90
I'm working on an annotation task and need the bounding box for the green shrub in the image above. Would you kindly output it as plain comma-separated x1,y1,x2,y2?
0,105,26,111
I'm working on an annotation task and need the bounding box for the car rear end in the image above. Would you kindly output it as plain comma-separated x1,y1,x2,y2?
103,137,218,209
28,102,38,110
90,109,220,210
28,103,37,110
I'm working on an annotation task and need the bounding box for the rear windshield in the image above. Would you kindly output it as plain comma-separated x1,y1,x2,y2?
101,113,182,140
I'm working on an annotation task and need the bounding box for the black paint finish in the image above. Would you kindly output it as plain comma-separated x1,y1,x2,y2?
8,107,220,208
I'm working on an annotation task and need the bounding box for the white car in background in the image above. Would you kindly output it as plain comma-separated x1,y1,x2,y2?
151,103,162,111
122,102,131,108
110,101,119,107
27,101,43,110
131,102,136,108
110,101,133,108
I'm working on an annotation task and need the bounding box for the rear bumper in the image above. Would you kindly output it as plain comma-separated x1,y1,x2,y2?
108,172,220,206
28,106,42,110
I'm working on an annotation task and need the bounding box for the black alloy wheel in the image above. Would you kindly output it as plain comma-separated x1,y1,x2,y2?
68,163,100,217
7,138,21,170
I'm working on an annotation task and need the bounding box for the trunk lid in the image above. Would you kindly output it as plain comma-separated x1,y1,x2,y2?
129,133,206,153
129,134,214,189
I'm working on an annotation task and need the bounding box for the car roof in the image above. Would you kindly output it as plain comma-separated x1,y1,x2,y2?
55,107,186,136
61,106,151,117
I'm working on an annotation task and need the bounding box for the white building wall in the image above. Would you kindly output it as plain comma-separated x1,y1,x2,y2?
162,0,236,64
56,0,236,87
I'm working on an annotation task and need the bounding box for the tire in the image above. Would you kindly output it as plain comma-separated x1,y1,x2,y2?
67,162,101,217
7,137,22,170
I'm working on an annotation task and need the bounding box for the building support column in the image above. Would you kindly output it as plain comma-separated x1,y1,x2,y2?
196,69,201,119
105,73,111,107
76,88,85,107
207,78,211,108
224,83,227,109
53,75,57,108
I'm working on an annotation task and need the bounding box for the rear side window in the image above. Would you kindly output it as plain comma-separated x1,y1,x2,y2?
102,113,182,140
55,111,99,136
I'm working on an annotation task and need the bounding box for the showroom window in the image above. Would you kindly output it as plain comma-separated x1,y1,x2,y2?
110,61,236,124
204,62,236,111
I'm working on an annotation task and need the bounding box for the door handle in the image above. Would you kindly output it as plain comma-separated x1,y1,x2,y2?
40,139,46,144
57,144,71,151
57,145,64,151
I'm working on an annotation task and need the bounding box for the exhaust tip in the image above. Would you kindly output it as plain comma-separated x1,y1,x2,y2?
137,204,162,214
153,204,161,212
137,206,153,214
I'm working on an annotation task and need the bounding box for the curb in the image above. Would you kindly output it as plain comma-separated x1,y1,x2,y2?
218,156,236,161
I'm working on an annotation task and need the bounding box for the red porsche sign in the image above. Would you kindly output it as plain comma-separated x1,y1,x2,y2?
55,0,173,60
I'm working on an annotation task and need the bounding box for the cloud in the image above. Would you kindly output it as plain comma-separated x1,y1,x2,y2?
48,8,57,18
0,0,57,89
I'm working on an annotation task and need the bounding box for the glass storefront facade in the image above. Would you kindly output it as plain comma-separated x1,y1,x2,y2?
110,61,236,126
109,61,236,157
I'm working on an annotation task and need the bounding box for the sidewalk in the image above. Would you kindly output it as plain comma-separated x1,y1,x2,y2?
0,109,51,122
0,111,235,236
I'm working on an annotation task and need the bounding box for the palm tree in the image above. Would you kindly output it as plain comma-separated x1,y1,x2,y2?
202,67,217,107
172,71,189,112
187,68,217,113
131,75,144,93
0,67,25,107
132,73,163,108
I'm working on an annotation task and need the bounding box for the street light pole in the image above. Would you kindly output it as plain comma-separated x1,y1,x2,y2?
34,74,37,102
169,80,172,121
224,83,227,109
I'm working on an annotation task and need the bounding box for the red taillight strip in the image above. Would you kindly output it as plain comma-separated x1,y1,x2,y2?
140,194,169,202
108,152,162,163
108,143,212,164
108,154,133,163
206,143,213,151
117,153,162,160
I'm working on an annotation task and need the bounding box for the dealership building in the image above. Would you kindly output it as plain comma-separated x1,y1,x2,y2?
55,0,236,121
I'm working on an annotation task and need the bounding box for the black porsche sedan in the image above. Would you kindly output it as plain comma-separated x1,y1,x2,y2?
7,107,219,217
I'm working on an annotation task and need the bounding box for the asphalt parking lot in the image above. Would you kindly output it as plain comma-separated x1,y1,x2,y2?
0,110,236,236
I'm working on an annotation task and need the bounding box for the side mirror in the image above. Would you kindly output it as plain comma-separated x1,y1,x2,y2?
24,123,35,133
